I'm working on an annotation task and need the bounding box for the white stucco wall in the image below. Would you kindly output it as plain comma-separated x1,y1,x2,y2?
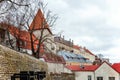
33,29,57,53
33,29,51,39
75,71,94,80
95,63,119,80
47,63,64,73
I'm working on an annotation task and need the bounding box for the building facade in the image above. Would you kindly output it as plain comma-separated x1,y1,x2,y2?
66,62,119,80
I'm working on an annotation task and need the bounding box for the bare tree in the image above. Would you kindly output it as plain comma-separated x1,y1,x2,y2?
0,1,58,58
0,0,29,15
26,2,58,58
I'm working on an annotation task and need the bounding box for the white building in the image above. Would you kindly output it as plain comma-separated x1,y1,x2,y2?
40,53,72,74
66,62,119,80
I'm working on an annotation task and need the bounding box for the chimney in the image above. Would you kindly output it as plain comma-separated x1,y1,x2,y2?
69,38,71,42
72,40,74,47
80,65,84,69
63,35,65,43
60,34,61,38
69,38,71,46
63,35,64,40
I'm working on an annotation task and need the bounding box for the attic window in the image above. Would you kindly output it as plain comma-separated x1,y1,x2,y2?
88,75,92,80
97,77,103,80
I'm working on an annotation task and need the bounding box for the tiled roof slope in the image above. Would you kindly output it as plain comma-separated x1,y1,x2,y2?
41,53,66,64
29,9,52,34
112,63,120,73
0,23,44,53
73,45,80,50
66,65,99,71
66,61,115,72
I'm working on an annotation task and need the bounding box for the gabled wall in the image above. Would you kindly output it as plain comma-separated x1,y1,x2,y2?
95,62,119,80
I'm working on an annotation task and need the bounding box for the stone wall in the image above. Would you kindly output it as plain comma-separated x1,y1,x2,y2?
50,73,75,80
0,45,48,80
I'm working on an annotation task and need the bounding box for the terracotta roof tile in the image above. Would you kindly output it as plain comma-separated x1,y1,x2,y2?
73,45,80,50
41,53,66,64
66,65,99,71
29,9,52,34
112,63,120,73
0,22,44,53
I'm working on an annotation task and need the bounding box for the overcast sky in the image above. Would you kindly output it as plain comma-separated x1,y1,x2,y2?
43,0,120,63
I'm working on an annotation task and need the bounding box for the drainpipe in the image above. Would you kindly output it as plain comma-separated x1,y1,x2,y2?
94,71,95,80
119,73,120,80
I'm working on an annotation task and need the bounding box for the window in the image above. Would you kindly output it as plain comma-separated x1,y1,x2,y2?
18,40,26,47
109,77,115,80
88,75,92,80
65,55,69,59
97,77,103,80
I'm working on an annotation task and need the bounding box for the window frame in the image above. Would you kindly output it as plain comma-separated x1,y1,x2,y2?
88,75,92,80
97,77,103,80
109,77,115,80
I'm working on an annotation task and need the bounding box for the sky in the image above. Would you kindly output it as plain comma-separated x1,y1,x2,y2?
43,0,120,63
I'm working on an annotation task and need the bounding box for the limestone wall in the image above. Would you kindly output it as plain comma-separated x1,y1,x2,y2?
0,45,48,80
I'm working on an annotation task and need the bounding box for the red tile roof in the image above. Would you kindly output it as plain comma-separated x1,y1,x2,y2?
66,65,99,71
0,22,44,53
29,9,52,34
41,53,66,64
73,45,80,50
112,63,120,73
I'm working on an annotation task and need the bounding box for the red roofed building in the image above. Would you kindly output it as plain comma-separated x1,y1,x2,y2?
79,47,96,62
40,53,73,74
112,63,120,73
29,9,51,32
66,65,99,72
29,9,56,54
0,23,44,56
0,8,56,55
73,45,81,54
41,53,65,64
72,44,96,63
66,62,119,80
73,45,80,50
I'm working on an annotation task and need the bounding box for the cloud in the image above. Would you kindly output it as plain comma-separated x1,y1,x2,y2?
106,0,120,27
44,0,120,63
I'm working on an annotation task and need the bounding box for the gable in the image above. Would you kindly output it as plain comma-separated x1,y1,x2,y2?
95,62,119,76
29,9,52,34
33,29,52,39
